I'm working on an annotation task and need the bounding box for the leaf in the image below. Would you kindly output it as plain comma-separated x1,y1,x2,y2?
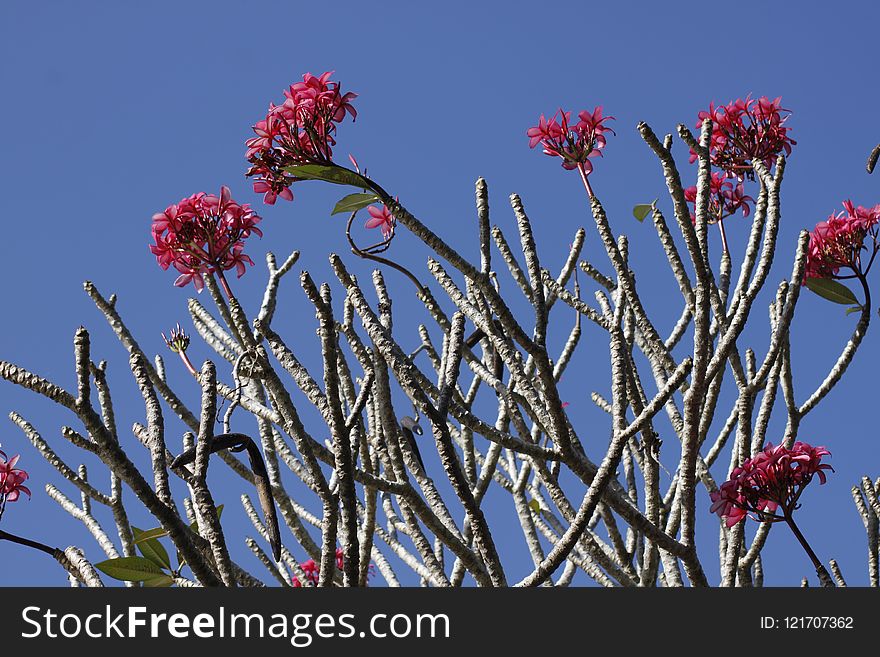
845,306,864,315
632,203,654,222
132,526,171,570
804,278,859,306
132,526,169,544
528,499,541,514
282,164,371,189
95,556,166,582
142,573,175,588
332,192,379,216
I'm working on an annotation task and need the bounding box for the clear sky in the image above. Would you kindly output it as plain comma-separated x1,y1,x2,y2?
2,0,879,586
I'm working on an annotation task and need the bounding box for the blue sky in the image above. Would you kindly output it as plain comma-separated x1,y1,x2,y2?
1,0,879,586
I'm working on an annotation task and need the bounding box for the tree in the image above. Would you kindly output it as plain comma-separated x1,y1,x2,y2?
1,75,877,588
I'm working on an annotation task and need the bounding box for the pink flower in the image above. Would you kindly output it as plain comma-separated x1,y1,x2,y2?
708,479,749,527
292,558,320,587
149,186,262,291
252,179,294,206
291,547,375,586
684,171,754,224
0,450,31,506
690,95,795,178
709,441,832,527
364,204,395,239
527,106,614,172
527,113,564,149
246,72,357,205
805,200,880,280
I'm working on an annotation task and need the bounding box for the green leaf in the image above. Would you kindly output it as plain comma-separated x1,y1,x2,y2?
95,556,166,582
132,526,171,570
282,164,371,190
804,278,859,306
332,192,379,216
632,203,654,222
142,573,175,588
528,499,541,514
132,526,169,544
845,306,864,315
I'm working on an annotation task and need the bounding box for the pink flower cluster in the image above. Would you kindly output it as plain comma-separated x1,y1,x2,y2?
150,186,262,291
805,200,880,280
292,547,374,587
684,171,754,225
246,72,357,204
364,204,395,239
0,450,30,506
527,107,614,173
709,442,832,527
690,95,795,177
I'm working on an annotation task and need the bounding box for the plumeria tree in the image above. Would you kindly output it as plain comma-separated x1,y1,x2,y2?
1,72,879,588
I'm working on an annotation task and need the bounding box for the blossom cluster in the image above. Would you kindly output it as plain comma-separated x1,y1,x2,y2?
246,71,357,204
527,107,614,173
292,547,373,586
161,323,190,353
150,186,262,291
709,442,832,527
0,450,30,506
805,200,880,280
690,95,795,177
684,171,754,225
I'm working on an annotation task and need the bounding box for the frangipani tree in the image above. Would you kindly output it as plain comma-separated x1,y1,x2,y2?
0,72,877,588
